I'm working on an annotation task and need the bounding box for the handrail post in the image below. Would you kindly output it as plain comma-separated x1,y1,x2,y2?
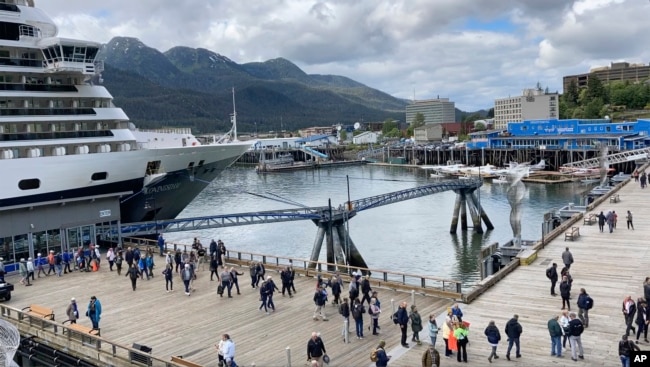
383,272,387,282
421,278,425,288
344,318,350,344
456,282,462,294
286,346,291,367
411,289,415,306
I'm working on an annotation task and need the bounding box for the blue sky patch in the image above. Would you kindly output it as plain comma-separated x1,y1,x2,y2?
461,16,517,33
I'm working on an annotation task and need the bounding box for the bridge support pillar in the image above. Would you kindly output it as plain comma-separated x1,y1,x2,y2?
309,227,326,267
460,193,468,231
450,188,494,234
450,194,462,233
308,217,369,273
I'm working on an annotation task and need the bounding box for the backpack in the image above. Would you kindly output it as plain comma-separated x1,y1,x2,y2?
571,321,584,336
546,267,553,279
392,311,399,325
370,348,379,362
585,296,594,310
368,305,374,315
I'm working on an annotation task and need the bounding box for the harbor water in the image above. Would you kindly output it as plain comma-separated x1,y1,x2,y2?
166,165,589,287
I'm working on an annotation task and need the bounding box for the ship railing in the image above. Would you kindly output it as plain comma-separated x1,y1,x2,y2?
127,237,464,299
0,304,193,367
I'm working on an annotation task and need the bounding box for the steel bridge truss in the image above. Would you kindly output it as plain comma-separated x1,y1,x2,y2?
562,147,650,170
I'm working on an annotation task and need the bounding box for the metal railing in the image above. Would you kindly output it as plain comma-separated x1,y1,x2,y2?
127,237,464,298
0,304,197,367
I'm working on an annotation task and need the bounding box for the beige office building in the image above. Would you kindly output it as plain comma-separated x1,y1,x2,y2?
563,62,650,92
405,98,456,126
494,88,559,130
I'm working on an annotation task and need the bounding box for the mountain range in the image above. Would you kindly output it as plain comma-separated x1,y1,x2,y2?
98,37,421,134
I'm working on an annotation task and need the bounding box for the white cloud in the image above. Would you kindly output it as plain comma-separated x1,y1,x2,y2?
38,0,650,111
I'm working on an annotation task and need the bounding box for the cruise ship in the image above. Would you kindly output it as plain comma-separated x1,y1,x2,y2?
0,0,252,224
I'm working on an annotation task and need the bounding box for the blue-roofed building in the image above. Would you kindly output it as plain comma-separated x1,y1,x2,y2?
466,118,650,151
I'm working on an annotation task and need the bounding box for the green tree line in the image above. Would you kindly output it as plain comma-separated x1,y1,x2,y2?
560,76,650,119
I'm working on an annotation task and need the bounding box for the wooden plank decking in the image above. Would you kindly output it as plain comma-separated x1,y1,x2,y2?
3,177,649,367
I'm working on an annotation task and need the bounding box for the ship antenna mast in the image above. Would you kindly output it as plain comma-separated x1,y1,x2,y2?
231,87,238,141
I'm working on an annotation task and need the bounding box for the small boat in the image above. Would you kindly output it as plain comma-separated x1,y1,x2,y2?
492,175,508,184
579,177,600,184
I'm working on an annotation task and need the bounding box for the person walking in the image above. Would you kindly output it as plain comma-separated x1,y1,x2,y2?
26,257,35,282
219,334,236,367
106,247,115,271
568,312,584,361
484,320,501,363
66,298,79,324
259,279,269,314
162,263,173,292
18,258,30,286
339,297,350,341
265,275,279,311
546,263,559,296
597,211,606,233
619,334,640,367
313,284,329,321
606,211,615,233
505,314,522,360
229,267,243,295
360,275,372,306
442,309,454,358
623,296,637,336
397,301,410,347
281,266,293,297
410,305,423,345
562,247,574,269
157,234,165,256
454,322,469,363
115,251,123,276
86,296,102,333
370,298,381,335
635,299,648,343
374,339,392,367
577,288,593,328
626,210,634,230
306,331,327,367
428,313,439,347
421,343,440,367
547,315,563,358
182,263,194,296
560,275,571,310
352,298,365,339
560,310,571,349
125,263,139,291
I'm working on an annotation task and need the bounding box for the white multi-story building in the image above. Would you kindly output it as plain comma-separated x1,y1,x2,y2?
405,98,456,126
494,88,559,130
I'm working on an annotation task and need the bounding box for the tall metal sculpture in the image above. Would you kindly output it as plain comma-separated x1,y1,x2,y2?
506,165,529,247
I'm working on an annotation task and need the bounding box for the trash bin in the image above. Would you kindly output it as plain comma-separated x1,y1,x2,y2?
130,343,152,366
491,253,502,274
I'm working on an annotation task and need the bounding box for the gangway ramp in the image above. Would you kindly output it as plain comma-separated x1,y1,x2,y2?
561,147,650,170
301,146,328,160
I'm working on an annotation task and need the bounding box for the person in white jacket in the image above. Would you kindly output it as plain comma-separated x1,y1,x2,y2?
218,334,236,367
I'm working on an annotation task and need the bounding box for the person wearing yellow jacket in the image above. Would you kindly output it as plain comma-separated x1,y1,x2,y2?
442,308,454,357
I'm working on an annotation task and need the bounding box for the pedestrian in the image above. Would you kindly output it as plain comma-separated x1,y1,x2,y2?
428,313,439,347
66,297,79,324
36,253,46,277
115,251,123,276
397,301,410,347
18,258,30,286
26,257,35,281
47,250,55,275
86,296,102,332
410,305,423,345
505,314,522,360
281,266,293,297
174,249,181,273
451,303,463,322
339,297,350,341
352,298,365,339
645,278,650,308
361,275,372,306
546,262,559,296
157,234,165,256
560,275,571,310
567,312,584,361
627,210,634,230
248,261,257,288
259,279,269,314
623,296,637,336
229,267,243,295
619,334,640,367
442,308,454,357
598,211,606,232
484,320,501,363
369,297,381,335
313,284,328,321
289,260,297,294
562,247,574,269
421,343,440,367
613,210,618,229
107,247,115,271
182,264,194,296
375,340,391,367
220,334,236,367
560,310,570,349
216,335,226,367
547,315,563,358
125,263,139,291
454,321,469,363
606,211,615,233
577,288,593,328
138,255,148,280
62,250,70,274
162,263,173,292
255,262,265,287
210,256,220,281
146,252,154,278
306,331,327,367
330,276,341,305
635,298,648,343
265,275,279,311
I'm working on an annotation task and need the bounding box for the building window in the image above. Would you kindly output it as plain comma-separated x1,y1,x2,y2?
91,172,108,181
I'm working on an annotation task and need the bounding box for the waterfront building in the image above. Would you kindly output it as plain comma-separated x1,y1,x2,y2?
563,62,650,92
467,118,650,151
405,98,456,126
413,124,443,144
352,131,380,145
493,87,559,130
298,126,336,137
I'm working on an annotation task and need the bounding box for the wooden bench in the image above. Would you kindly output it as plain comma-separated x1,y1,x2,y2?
21,304,54,320
564,226,580,241
170,356,203,367
63,321,100,346
583,213,597,225
610,194,620,203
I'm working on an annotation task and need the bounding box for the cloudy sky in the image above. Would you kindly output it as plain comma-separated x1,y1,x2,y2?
39,0,650,112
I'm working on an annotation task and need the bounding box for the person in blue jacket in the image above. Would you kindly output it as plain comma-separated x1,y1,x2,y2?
86,296,102,333
375,340,391,367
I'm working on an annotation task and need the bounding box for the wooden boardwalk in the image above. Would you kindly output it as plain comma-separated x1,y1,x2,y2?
4,177,649,367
